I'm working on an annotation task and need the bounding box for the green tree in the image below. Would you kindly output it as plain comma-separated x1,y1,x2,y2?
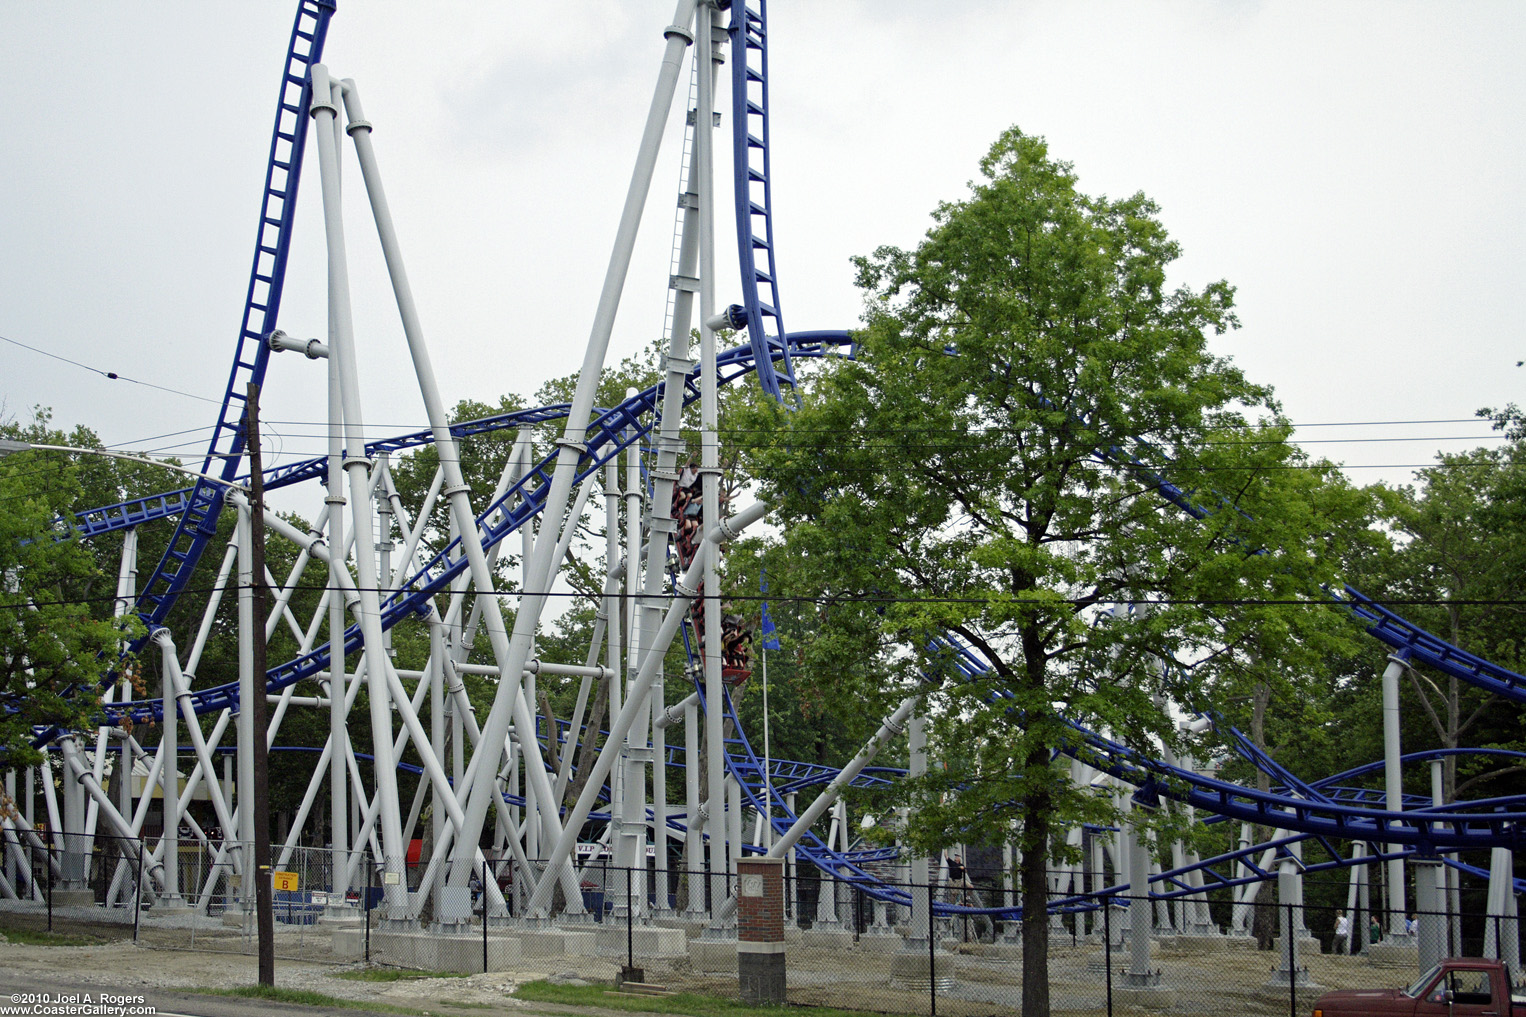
0,413,142,772
733,128,1372,1015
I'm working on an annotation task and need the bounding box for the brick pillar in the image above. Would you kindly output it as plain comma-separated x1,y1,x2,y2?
737,856,786,1003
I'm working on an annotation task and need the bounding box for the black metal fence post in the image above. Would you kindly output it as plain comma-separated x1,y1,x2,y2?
133,840,144,943
364,851,372,965
1287,902,1296,1017
1104,895,1113,1017
627,864,635,975
46,841,54,932
481,858,488,973
928,880,937,1017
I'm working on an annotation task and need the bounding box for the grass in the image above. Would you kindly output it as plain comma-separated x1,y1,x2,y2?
513,980,892,1017
193,984,422,1013
336,968,472,982
0,923,104,947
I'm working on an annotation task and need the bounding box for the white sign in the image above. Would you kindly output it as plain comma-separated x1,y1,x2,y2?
741,874,764,897
383,871,401,885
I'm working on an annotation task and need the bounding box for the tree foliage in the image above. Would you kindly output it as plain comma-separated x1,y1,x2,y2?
733,127,1375,1015
0,410,143,770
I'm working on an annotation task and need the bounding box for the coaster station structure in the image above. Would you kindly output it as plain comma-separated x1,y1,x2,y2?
5,0,1523,971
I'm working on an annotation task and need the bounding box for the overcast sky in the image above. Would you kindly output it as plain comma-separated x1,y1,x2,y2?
2,1,1521,500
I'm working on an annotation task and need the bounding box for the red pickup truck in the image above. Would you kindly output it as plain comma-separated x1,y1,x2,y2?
1312,959,1524,1017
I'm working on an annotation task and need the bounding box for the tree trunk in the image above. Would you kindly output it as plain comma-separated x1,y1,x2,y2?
1019,748,1052,1017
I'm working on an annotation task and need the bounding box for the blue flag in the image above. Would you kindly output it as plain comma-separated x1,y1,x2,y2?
760,569,781,651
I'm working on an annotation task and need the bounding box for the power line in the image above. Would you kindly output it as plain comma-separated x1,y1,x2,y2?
1,583,1522,612
1,333,223,406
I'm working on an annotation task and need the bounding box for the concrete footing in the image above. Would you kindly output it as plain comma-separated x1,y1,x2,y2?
595,924,687,957
52,889,96,908
1154,934,1228,954
1272,934,1321,958
689,937,738,973
801,926,855,951
1367,940,1420,968
889,950,955,991
518,929,597,958
1114,985,1177,1009
656,918,710,940
957,941,1022,960
333,926,524,972
855,932,902,953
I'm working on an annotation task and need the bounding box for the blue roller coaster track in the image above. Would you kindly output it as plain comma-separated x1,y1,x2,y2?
47,0,1526,911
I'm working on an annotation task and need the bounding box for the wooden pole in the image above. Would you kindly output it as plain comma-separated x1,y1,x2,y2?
245,381,275,986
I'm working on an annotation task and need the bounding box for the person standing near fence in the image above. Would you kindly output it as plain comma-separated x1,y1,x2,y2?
1334,910,1350,955
1369,915,1382,944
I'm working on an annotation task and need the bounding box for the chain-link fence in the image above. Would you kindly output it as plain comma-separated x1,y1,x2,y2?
490,865,1522,1017
3,838,1521,1016
0,830,352,961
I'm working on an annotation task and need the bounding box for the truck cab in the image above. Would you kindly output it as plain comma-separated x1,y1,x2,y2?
1312,959,1524,1017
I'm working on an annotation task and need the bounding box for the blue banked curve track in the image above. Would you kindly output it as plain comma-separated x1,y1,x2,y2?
96,333,851,724
74,326,1526,864
82,332,1526,721
936,633,1526,852
55,0,1526,908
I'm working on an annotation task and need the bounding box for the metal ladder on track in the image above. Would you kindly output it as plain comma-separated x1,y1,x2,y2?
131,0,335,631
730,0,799,406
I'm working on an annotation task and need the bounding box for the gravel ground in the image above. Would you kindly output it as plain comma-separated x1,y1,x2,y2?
0,900,1423,1017
0,933,599,1014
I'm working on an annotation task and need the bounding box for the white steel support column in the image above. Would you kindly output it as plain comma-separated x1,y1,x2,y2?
160,635,180,906
640,46,712,914
693,0,730,933
57,737,160,891
110,529,138,857
430,621,446,908
605,458,625,890
1379,654,1409,934
327,280,350,901
639,11,708,911
436,2,698,898
621,431,649,917
524,500,771,917
684,699,704,915
1484,845,1519,976
906,710,930,948
1122,814,1160,987
152,632,238,861
308,67,407,917
764,695,917,863
649,628,670,912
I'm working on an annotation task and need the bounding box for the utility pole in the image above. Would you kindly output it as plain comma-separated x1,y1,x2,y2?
245,381,275,986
